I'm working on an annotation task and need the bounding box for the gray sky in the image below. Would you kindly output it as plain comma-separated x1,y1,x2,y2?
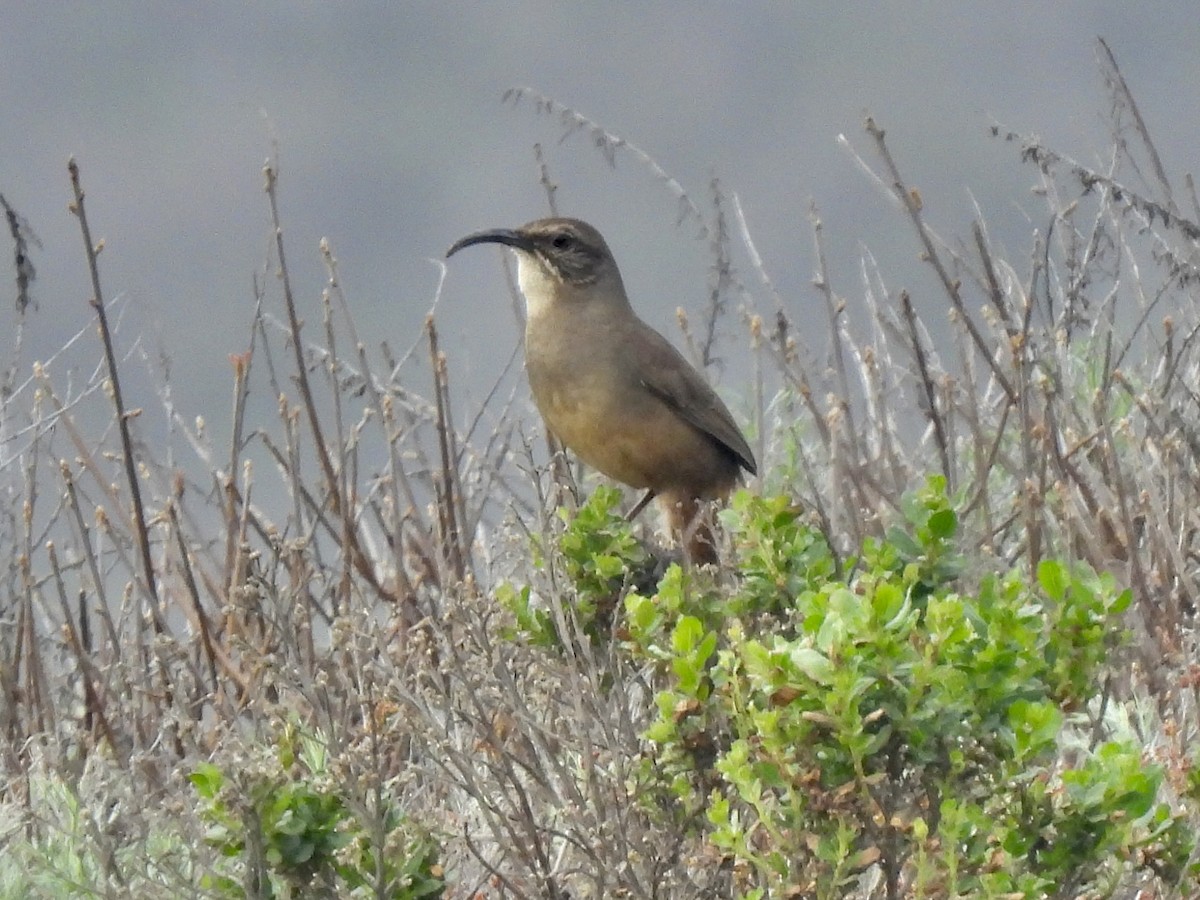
3,3,1197,453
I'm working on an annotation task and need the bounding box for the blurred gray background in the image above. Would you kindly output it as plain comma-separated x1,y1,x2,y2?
3,3,1197,454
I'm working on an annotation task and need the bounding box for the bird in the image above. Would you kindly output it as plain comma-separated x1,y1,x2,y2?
446,217,756,563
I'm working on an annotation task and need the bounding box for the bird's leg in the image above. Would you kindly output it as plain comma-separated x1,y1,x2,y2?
626,489,657,522
660,492,721,565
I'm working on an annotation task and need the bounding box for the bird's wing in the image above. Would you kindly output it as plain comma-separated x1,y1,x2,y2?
630,326,758,476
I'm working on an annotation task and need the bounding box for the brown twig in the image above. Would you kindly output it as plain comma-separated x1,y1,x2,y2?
1096,37,1176,216
864,119,1017,403
900,291,951,485
427,315,467,584
68,158,164,629
262,162,396,604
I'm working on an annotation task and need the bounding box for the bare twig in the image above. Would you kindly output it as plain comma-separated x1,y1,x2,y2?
68,159,163,628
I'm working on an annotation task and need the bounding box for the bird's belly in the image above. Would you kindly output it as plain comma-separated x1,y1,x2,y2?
536,380,733,497
539,384,651,487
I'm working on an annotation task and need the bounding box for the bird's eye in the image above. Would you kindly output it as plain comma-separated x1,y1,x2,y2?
551,233,573,249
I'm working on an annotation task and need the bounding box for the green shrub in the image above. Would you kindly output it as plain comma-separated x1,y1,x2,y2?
610,478,1197,898
498,484,650,649
190,724,443,899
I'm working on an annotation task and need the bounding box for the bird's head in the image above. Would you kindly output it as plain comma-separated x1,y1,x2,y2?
447,217,628,316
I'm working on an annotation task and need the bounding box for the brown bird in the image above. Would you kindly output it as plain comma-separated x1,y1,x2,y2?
446,217,756,563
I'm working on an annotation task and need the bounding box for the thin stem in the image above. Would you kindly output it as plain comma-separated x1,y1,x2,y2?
67,158,163,628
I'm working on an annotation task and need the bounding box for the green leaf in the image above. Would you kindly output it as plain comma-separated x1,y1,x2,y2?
672,616,705,654
624,591,656,633
1008,699,1062,759
789,646,835,685
927,507,957,539
1037,559,1068,601
189,762,224,799
1110,588,1132,615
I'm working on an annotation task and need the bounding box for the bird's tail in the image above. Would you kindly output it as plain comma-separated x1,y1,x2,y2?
660,493,723,565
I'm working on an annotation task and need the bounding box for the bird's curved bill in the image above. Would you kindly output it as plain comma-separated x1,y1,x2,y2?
445,228,533,258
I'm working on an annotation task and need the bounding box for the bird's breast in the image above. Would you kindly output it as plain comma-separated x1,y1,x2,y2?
525,347,737,497
526,345,649,487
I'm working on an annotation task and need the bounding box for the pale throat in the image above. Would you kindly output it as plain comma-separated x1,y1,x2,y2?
516,253,560,320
